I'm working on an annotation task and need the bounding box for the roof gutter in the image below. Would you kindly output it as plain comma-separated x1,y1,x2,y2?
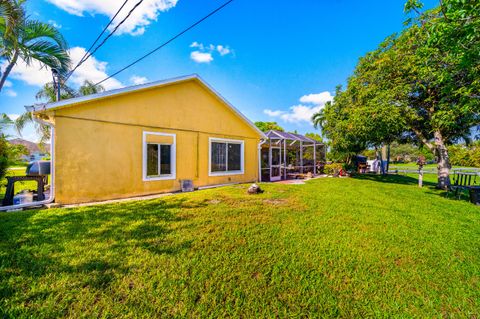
0,109,55,212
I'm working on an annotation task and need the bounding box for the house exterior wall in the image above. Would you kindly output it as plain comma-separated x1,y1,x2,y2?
51,79,261,204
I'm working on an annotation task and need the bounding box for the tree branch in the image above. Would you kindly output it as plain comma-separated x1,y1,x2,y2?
439,0,451,22
412,128,434,150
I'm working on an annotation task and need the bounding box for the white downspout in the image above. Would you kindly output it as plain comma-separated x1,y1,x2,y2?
258,139,266,182
0,116,55,211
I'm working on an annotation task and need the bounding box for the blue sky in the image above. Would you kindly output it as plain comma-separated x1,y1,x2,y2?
0,0,438,141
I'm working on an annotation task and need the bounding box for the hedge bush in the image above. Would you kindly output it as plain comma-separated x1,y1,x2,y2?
324,163,343,175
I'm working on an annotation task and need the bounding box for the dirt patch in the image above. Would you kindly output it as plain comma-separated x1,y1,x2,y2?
263,199,288,206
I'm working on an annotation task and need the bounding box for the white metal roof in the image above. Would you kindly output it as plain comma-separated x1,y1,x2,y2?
31,74,266,138
265,130,323,144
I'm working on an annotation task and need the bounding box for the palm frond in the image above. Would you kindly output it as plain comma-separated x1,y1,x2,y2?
0,0,24,39
23,20,67,49
1,1,71,90
0,113,13,137
78,80,105,96
24,40,71,73
36,82,76,102
13,111,33,135
13,111,51,145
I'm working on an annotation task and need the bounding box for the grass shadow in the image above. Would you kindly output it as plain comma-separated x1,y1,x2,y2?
0,197,197,306
351,173,480,205
353,173,437,187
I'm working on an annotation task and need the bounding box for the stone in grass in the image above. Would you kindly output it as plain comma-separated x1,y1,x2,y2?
247,183,264,194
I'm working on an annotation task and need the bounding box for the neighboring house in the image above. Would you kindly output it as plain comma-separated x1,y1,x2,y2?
8,138,49,162
31,75,265,204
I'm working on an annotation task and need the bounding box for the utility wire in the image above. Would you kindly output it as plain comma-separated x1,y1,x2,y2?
81,0,145,64
64,0,135,82
78,0,130,65
95,0,234,87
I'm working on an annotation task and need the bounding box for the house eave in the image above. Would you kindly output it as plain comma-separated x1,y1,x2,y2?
30,74,266,139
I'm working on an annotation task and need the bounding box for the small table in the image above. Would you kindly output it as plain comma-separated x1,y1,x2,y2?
2,175,47,206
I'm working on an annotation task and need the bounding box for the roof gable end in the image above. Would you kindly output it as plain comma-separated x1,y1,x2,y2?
32,74,266,138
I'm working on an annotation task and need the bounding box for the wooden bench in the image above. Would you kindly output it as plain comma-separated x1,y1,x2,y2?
448,172,478,199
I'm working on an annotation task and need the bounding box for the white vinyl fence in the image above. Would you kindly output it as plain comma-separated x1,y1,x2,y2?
389,166,480,175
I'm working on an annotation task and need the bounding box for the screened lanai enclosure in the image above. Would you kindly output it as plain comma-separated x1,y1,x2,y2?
260,130,326,182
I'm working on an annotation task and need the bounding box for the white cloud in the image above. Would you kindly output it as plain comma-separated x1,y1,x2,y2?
190,51,213,64
68,47,123,90
46,0,178,36
0,59,51,87
264,109,284,117
48,20,62,29
1,81,17,96
216,45,231,56
190,42,203,49
284,104,323,123
1,46,123,91
264,91,334,123
189,42,232,63
130,75,148,85
299,92,333,105
4,89,17,97
7,114,20,121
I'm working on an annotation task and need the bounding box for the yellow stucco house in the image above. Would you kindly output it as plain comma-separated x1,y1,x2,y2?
32,75,266,204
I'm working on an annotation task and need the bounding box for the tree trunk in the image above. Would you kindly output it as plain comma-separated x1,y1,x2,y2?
434,131,451,189
381,145,389,174
386,144,391,173
0,51,18,92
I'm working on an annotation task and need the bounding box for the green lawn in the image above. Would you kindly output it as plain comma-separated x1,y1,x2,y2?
1,175,479,318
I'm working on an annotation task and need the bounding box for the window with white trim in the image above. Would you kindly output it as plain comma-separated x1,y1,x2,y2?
146,144,172,177
143,132,176,181
209,138,244,175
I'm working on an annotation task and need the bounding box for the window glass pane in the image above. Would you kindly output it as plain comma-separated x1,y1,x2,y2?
211,142,227,172
160,145,171,175
271,148,281,166
147,144,159,176
228,143,241,171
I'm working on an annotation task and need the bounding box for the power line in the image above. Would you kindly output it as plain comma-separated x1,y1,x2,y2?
81,0,145,64
78,0,130,66
64,0,135,82
95,0,235,87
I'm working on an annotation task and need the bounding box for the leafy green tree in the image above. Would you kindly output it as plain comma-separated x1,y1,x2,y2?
254,121,284,133
449,142,480,168
312,88,370,164
0,0,70,91
313,0,479,188
35,82,76,102
305,132,323,143
387,142,434,163
15,80,105,143
78,80,105,96
6,143,28,165
0,114,13,181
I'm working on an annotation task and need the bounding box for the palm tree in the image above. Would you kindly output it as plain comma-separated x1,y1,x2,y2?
311,103,328,130
78,80,105,96
0,113,13,134
0,0,70,92
15,80,105,143
0,0,22,46
34,80,104,103
35,82,77,102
